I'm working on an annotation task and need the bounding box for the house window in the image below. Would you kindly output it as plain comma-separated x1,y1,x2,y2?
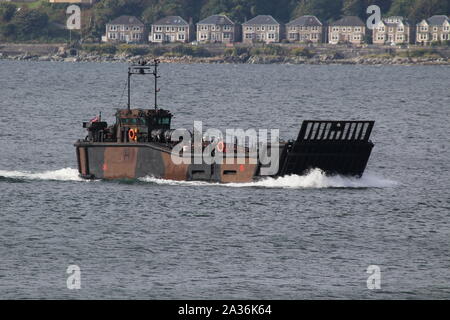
178,34,185,40
245,33,253,39
166,27,170,32
420,26,428,32
154,34,162,40
433,33,438,40
223,25,231,31
433,27,438,31
261,26,265,31
398,27,404,32
200,33,207,39
396,34,403,40
223,33,230,39
332,27,338,32
268,33,275,39
289,33,296,39
355,27,361,32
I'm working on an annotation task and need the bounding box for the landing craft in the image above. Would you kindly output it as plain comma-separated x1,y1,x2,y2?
74,60,375,182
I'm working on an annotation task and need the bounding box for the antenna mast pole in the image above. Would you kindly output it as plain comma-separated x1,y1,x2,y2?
153,59,160,110
126,59,160,112
127,68,131,111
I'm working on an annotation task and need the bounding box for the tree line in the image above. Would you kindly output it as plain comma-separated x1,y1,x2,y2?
1,0,449,41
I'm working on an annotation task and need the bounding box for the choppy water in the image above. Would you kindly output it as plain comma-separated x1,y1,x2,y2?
0,61,449,299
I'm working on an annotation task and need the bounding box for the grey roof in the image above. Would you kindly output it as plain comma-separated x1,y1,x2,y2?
286,15,322,27
383,16,409,26
426,15,450,26
153,16,188,26
197,15,234,25
243,15,280,25
330,16,365,27
109,15,144,26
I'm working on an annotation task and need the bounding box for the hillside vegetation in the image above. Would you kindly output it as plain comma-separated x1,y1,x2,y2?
0,0,449,42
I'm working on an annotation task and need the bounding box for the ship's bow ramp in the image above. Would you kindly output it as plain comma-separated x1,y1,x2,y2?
279,121,375,177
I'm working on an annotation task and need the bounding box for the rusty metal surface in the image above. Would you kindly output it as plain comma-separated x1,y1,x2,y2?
219,162,258,183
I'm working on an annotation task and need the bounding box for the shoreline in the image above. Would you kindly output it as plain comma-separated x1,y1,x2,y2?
1,53,449,65
1,43,449,65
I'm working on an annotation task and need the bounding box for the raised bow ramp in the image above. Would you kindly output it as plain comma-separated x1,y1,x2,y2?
279,120,375,177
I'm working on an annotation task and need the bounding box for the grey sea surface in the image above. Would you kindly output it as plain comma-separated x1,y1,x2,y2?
0,61,449,299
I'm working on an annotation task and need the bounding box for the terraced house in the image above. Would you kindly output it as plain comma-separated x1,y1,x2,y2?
373,16,411,45
196,15,238,43
286,15,323,43
242,15,283,44
328,16,366,45
416,15,450,45
150,16,192,43
103,16,146,43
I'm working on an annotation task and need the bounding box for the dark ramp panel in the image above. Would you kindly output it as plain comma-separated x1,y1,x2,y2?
279,121,375,177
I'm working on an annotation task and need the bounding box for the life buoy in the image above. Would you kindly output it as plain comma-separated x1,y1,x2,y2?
128,128,137,141
217,141,224,153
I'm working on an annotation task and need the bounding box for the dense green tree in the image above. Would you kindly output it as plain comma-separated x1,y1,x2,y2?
12,8,49,39
292,0,343,22
408,0,450,22
342,0,365,16
0,3,17,23
388,0,416,16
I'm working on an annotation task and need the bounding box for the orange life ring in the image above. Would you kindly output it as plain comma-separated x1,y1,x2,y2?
217,141,224,153
128,128,136,141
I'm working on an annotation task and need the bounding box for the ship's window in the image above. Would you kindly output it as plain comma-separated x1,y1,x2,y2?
121,118,146,125
159,117,170,125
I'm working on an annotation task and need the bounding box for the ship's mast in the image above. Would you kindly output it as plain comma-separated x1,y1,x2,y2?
127,59,160,111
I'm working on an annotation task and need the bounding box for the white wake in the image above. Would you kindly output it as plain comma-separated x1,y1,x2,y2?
0,168,83,181
0,168,398,189
140,169,398,189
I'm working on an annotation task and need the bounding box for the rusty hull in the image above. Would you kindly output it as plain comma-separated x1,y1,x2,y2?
74,142,258,183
